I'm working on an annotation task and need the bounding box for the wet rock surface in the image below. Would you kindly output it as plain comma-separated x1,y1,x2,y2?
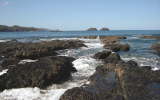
94,51,122,63
0,57,20,69
60,87,100,100
104,43,130,52
0,36,159,100
151,43,160,56
80,36,129,52
0,56,76,91
0,40,85,90
140,35,160,40
80,36,126,40
93,50,111,59
0,40,86,59
99,36,129,52
61,52,160,100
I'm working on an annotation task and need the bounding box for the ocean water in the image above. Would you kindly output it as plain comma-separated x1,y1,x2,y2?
0,30,160,40
0,30,160,100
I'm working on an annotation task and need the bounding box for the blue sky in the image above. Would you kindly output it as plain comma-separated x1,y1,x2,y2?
0,0,160,30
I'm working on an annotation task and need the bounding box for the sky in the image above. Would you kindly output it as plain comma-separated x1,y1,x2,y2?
0,0,160,30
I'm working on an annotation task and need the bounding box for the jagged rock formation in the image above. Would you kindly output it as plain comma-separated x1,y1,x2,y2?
0,56,76,91
0,40,86,91
80,36,129,52
60,51,160,100
0,40,86,59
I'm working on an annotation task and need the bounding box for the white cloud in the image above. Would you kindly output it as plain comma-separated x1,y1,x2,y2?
0,0,9,6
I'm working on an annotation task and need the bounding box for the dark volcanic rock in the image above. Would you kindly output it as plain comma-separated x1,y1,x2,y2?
80,36,126,40
81,60,160,100
80,36,98,39
93,50,111,59
104,43,130,52
0,58,20,69
140,35,160,40
0,56,76,91
96,36,129,52
94,51,122,64
0,40,86,59
61,51,160,100
151,43,160,56
100,36,127,43
104,53,121,64
119,44,130,51
115,62,160,100
60,87,100,100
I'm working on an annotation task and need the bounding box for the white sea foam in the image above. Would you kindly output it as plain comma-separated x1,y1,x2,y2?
0,40,10,43
0,56,101,100
40,38,79,41
0,38,102,100
40,37,104,49
152,67,160,71
72,57,102,84
0,69,8,76
122,57,160,71
127,35,139,40
0,87,67,100
57,38,104,58
18,59,38,64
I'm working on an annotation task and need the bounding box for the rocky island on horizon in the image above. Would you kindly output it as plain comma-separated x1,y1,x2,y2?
87,27,110,31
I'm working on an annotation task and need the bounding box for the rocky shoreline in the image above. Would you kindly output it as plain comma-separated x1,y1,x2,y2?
61,36,160,100
81,36,130,52
60,51,160,100
0,39,86,91
0,36,160,100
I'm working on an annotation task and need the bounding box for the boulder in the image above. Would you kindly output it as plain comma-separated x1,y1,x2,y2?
151,43,160,56
0,56,76,91
60,87,99,100
80,36,98,39
93,50,111,59
104,53,121,64
100,36,127,43
140,35,160,40
94,51,122,64
104,43,130,52
0,57,20,69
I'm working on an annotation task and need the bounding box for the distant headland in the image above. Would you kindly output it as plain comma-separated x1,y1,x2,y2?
0,25,60,32
0,25,110,32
